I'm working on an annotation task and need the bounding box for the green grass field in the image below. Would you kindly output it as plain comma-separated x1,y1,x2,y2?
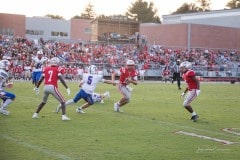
0,81,240,160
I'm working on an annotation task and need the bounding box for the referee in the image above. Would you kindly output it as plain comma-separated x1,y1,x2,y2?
172,59,181,90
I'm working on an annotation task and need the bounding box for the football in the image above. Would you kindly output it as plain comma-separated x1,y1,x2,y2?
6,82,13,88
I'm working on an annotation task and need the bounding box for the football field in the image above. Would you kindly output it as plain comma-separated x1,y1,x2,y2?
0,81,240,160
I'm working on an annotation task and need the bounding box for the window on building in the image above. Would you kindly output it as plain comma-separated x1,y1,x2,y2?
84,28,91,34
51,31,68,37
0,28,14,36
25,29,44,35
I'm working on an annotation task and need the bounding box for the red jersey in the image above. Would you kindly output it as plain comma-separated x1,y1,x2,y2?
119,67,138,85
182,70,197,90
42,66,64,88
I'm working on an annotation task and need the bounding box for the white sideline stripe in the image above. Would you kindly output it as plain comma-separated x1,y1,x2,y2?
222,128,240,136
92,108,240,139
176,131,238,145
0,134,73,160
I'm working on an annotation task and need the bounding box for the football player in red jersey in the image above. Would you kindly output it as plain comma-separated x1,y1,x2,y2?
180,61,201,122
32,57,71,121
112,60,138,112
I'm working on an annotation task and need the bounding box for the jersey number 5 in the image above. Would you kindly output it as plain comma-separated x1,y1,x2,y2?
87,76,93,85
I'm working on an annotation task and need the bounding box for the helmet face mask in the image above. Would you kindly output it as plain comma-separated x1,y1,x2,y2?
180,61,192,72
37,50,43,58
88,65,97,74
37,50,43,55
126,60,135,66
0,60,11,71
49,57,60,66
126,60,135,70
185,61,192,69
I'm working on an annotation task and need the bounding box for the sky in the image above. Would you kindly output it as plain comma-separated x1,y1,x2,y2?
0,0,229,19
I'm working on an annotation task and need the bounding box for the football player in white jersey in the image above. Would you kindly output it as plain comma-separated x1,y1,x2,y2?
31,50,48,88
0,60,16,115
56,65,116,114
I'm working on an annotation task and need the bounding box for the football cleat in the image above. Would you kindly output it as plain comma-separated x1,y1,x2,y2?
114,103,119,112
62,115,70,121
0,108,10,115
190,115,199,122
114,103,123,112
32,113,39,119
76,107,85,114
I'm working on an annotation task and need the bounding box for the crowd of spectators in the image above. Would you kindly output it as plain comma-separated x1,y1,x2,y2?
0,35,239,80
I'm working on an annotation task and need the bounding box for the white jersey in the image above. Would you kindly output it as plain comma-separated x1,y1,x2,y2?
0,69,9,90
81,73,104,94
32,56,48,72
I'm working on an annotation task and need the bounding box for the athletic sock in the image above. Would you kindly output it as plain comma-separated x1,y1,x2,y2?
2,99,12,110
192,112,197,116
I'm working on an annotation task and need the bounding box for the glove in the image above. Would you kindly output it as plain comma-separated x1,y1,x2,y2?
180,92,185,98
196,90,201,96
66,88,71,96
35,88,40,95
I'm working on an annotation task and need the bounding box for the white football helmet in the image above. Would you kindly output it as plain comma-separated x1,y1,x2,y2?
180,61,192,69
0,60,10,71
49,57,60,66
88,65,97,74
37,50,43,55
126,60,135,66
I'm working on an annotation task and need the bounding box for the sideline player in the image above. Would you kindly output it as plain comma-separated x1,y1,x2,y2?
179,61,201,122
32,57,71,121
112,59,138,112
56,65,116,114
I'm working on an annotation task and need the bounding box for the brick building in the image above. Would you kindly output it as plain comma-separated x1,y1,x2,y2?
140,9,240,50
1,9,240,49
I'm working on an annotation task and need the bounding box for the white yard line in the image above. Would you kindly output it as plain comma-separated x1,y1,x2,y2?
92,108,240,139
176,131,238,145
222,128,240,136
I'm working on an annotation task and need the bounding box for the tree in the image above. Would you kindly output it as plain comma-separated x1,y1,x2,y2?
172,0,211,15
73,2,95,19
45,14,64,19
196,0,211,11
81,2,95,19
172,3,200,14
126,0,160,23
226,0,240,9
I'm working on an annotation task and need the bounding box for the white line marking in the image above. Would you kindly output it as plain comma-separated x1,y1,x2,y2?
176,131,238,145
222,128,240,136
0,134,73,160
91,108,240,139
13,100,240,140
